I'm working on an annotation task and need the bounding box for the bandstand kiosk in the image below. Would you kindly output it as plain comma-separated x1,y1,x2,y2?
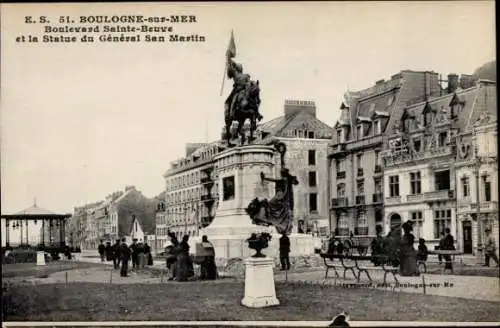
1,202,72,256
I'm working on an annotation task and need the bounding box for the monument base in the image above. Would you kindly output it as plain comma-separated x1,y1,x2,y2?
241,257,280,308
36,251,46,266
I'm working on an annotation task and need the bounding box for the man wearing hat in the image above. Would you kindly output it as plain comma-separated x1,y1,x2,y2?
484,227,499,267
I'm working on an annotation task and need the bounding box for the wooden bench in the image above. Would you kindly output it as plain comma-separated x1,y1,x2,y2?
320,253,399,284
320,253,357,280
351,255,399,285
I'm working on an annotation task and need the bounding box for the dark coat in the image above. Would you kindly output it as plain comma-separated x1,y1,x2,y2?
98,244,105,254
443,234,455,250
279,235,291,253
120,243,131,261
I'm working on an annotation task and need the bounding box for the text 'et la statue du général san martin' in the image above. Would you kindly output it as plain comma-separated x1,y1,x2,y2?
36,24,206,43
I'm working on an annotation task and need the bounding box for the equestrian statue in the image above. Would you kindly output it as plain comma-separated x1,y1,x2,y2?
223,33,264,147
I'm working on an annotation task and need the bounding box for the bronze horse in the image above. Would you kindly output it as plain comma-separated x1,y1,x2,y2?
224,80,263,147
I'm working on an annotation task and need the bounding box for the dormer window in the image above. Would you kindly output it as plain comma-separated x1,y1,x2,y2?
450,94,464,119
387,95,395,106
337,129,344,143
374,120,381,135
357,125,363,139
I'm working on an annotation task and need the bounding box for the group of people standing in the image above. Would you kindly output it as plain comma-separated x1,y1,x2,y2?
370,222,456,275
164,232,217,281
97,238,153,277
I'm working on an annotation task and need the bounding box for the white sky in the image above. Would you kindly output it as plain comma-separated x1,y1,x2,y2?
1,1,495,219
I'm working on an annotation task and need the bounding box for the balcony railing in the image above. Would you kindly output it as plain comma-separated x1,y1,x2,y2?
357,168,364,177
372,193,383,203
331,197,348,208
201,194,214,201
385,196,401,205
382,146,453,167
470,201,499,212
355,195,366,205
424,189,454,202
200,176,213,184
336,171,346,179
406,194,424,202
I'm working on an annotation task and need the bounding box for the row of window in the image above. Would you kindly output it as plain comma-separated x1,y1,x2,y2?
166,187,209,204
166,171,202,191
335,152,381,173
284,129,316,139
409,210,452,239
336,178,383,198
337,119,383,143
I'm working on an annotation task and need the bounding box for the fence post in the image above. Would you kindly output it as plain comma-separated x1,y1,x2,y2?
421,273,426,295
65,271,68,286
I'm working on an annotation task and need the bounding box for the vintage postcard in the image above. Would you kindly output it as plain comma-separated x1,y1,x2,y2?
1,1,498,327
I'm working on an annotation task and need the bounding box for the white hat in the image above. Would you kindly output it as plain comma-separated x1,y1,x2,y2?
163,241,173,248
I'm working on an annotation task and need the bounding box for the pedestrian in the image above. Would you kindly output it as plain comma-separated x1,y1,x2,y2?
417,238,428,273
138,240,146,268
443,228,455,271
279,233,291,271
119,238,131,277
483,227,499,267
437,232,446,263
98,240,105,262
144,242,153,266
105,241,113,261
199,235,217,280
130,239,138,269
370,225,384,266
112,239,121,270
400,221,419,276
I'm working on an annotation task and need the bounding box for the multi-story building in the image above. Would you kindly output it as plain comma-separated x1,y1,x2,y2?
455,80,498,255
164,100,334,237
70,186,158,249
153,191,167,252
381,78,497,252
260,100,334,234
329,70,443,237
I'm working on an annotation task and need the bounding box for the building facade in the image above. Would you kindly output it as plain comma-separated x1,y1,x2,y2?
454,81,498,255
69,186,158,249
329,71,443,237
381,79,497,252
163,100,334,238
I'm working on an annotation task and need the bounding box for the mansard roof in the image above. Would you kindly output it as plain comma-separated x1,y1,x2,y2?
397,81,496,133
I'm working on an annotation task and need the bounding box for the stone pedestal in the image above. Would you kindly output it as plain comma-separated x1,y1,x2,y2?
193,145,276,257
241,257,280,308
36,251,46,266
190,144,321,260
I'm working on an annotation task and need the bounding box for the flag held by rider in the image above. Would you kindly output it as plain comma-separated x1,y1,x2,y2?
226,30,236,59
221,30,236,96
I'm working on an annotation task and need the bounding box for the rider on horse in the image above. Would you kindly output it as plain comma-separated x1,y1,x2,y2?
225,57,263,122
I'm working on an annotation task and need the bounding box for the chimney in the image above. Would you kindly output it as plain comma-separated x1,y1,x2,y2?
447,74,459,94
284,100,316,119
459,74,477,90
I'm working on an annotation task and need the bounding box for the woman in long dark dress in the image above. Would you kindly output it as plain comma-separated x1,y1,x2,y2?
200,235,217,280
400,221,419,276
370,225,384,266
166,232,179,281
176,235,194,281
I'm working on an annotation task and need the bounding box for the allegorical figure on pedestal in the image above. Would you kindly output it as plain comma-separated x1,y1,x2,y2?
246,142,298,234
222,31,263,146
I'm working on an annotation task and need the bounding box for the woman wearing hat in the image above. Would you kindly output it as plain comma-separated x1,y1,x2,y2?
484,227,499,267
